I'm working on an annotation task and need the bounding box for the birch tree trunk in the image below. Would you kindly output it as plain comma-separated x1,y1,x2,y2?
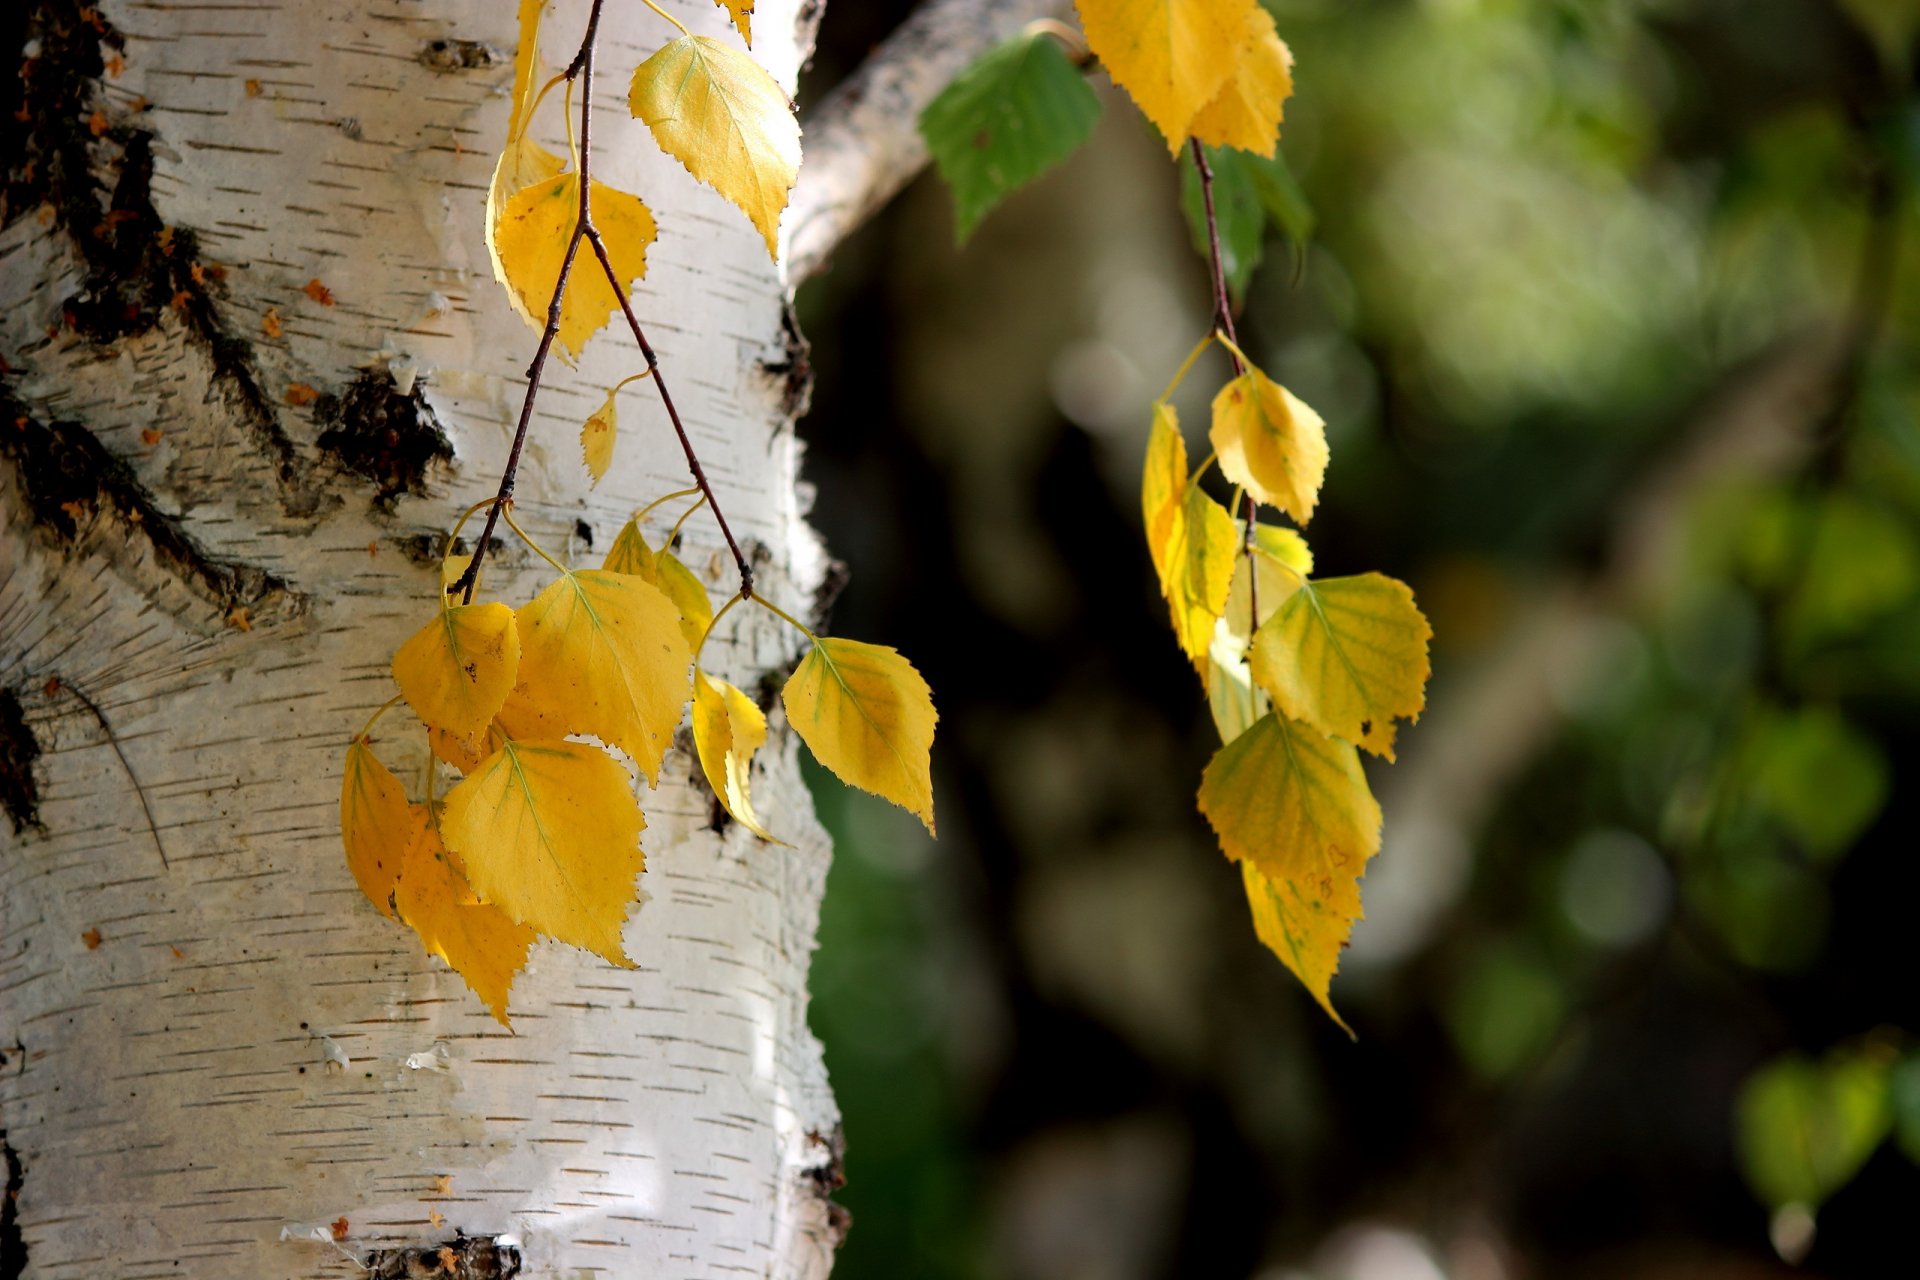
0,1,847,1275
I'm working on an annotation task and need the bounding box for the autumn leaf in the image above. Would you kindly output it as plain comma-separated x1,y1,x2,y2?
1075,0,1256,151
1164,485,1239,669
629,35,800,259
1187,4,1293,157
602,519,714,653
391,601,521,742
429,726,487,775
394,815,537,1025
493,681,567,742
581,388,617,485
692,670,781,842
341,737,411,918
602,518,654,577
493,172,655,360
1141,401,1187,588
716,0,753,45
485,0,562,297
784,636,938,833
1223,523,1313,644
1249,572,1432,760
514,569,693,783
1197,712,1381,1029
1210,366,1328,525
441,737,646,965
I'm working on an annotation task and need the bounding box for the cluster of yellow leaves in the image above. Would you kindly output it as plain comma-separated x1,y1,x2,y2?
343,512,937,1024
1075,0,1294,156
1144,345,1431,1031
486,0,799,382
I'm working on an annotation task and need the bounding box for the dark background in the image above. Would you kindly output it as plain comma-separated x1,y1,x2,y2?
792,2,1920,1277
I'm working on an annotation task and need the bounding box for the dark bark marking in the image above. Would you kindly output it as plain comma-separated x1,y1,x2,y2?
804,1124,850,1250
761,303,815,421
365,1233,521,1279
0,388,299,621
0,689,43,837
316,368,454,512
1,1131,25,1280
4,0,321,515
418,38,500,71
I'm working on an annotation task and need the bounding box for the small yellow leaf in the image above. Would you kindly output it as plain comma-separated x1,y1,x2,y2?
629,35,800,259
1223,523,1312,644
441,738,645,965
341,737,410,918
602,520,714,653
1210,368,1328,525
505,0,547,142
1249,572,1432,760
1075,0,1257,151
515,569,693,783
429,726,487,775
441,553,473,594
716,0,753,45
582,389,617,486
1165,485,1239,669
1142,401,1187,590
391,602,521,742
1187,4,1294,157
494,173,656,360
692,670,781,842
486,0,564,306
395,814,537,1025
784,636,937,833
1197,712,1381,1029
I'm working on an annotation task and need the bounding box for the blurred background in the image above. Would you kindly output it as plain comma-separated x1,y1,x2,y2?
790,1,1919,1277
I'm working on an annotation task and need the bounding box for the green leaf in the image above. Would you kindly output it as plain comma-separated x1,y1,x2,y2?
1742,705,1890,862
1244,147,1315,249
1737,1046,1893,1212
1179,144,1265,296
920,33,1102,243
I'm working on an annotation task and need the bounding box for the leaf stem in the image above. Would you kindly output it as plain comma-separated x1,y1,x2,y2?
631,485,703,528
636,0,691,37
752,594,818,642
667,492,709,546
1157,332,1217,404
501,505,572,576
695,591,746,667
356,693,406,742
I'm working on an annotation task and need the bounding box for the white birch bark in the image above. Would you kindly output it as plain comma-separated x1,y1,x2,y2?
0,1,847,1275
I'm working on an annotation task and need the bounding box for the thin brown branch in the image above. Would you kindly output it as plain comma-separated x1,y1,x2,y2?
45,676,167,870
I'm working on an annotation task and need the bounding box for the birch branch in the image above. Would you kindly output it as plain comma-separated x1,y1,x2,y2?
786,0,1076,285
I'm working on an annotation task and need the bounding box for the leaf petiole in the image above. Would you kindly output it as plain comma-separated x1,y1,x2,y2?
1157,333,1217,403
751,594,817,643
501,505,572,576
694,591,745,667
355,693,406,743
637,0,691,37
631,485,703,529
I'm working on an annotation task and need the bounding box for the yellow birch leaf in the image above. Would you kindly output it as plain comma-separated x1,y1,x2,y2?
395,814,537,1025
441,553,473,594
1196,712,1381,1029
581,389,617,486
341,736,410,918
1211,367,1328,525
429,726,487,775
391,602,521,742
494,681,567,742
505,0,547,142
716,0,753,46
1142,401,1187,590
1187,4,1294,157
1249,572,1432,760
602,519,714,653
784,636,938,833
1165,485,1239,669
692,670,781,843
486,0,565,305
494,172,656,360
440,737,645,965
1223,523,1312,644
1075,0,1256,151
514,569,693,784
628,35,800,259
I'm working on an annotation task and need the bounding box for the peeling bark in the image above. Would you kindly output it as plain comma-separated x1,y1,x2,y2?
0,692,41,838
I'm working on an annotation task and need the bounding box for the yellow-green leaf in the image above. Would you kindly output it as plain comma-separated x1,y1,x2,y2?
341,737,411,918
1223,523,1312,644
1075,0,1256,151
1142,401,1187,589
629,35,799,259
1197,712,1381,1028
514,569,693,783
602,519,714,653
494,172,656,360
391,602,521,742
1165,485,1239,669
395,815,537,1025
441,737,645,965
692,670,781,842
1210,367,1328,525
1249,572,1432,760
716,0,753,46
1187,4,1293,157
784,636,937,833
581,389,617,486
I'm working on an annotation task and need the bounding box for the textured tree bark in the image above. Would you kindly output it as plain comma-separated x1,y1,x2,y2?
0,1,846,1276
